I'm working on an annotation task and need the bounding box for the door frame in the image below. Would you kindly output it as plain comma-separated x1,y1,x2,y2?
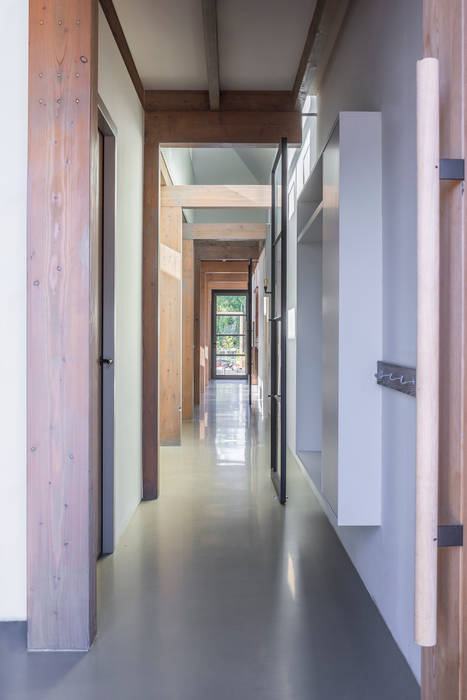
211,289,249,380
98,102,116,556
270,137,288,505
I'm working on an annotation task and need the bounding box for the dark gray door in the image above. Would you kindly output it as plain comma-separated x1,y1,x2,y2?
270,138,287,504
98,109,116,555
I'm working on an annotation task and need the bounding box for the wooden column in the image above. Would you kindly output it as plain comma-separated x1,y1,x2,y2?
142,128,159,498
422,0,466,697
200,271,206,394
182,239,194,419
160,206,183,445
194,257,201,404
27,0,98,650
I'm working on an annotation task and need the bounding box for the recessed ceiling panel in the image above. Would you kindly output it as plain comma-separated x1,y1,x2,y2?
113,0,207,89
112,0,315,91
218,0,316,90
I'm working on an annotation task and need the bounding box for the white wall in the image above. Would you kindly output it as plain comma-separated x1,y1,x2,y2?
288,0,421,680
191,148,269,224
0,0,28,620
161,147,196,222
98,7,144,544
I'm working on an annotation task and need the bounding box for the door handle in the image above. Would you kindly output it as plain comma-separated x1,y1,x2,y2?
100,357,114,367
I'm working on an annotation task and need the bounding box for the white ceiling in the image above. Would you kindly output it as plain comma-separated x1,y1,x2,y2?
113,0,316,91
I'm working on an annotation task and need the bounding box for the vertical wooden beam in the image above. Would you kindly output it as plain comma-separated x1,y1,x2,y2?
27,0,98,650
200,272,206,394
160,206,183,445
201,0,220,111
194,256,201,404
142,128,159,498
422,0,465,697
182,239,194,419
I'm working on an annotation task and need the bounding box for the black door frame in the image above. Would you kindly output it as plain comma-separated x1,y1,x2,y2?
98,102,116,555
211,289,249,380
270,137,288,504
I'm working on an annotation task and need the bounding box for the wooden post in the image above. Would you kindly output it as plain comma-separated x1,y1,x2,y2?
422,0,466,696
159,206,183,445
142,127,159,498
182,239,194,419
415,57,440,648
27,0,98,650
194,256,201,404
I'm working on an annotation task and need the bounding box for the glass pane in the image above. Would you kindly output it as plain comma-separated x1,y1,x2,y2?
215,355,246,376
216,334,245,355
216,295,246,313
216,314,243,335
276,399,281,474
274,242,281,317
274,154,282,241
276,319,281,396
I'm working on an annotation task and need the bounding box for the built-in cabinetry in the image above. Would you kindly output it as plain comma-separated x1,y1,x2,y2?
296,112,382,526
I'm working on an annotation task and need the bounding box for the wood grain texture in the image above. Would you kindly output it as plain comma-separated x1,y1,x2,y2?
202,0,220,111
182,239,194,420
415,57,440,648
162,185,271,209
194,257,201,404
99,0,144,106
201,260,250,274
195,240,261,261
421,0,464,697
145,110,301,147
145,90,297,112
160,207,183,445
142,122,159,499
27,0,98,650
184,223,267,240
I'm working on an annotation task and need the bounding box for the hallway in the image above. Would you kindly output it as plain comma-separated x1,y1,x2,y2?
2,382,418,699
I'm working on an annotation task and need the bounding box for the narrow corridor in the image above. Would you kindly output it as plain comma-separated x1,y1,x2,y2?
1,382,419,699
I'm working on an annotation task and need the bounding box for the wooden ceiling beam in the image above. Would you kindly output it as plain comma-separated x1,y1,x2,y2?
144,90,297,112
202,0,220,111
201,261,250,273
162,185,271,209
292,0,349,110
99,0,145,107
184,223,267,240
146,110,301,146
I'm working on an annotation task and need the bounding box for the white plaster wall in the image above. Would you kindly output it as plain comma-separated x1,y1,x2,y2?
99,7,144,544
160,147,196,222
191,148,269,224
288,0,421,680
0,0,28,620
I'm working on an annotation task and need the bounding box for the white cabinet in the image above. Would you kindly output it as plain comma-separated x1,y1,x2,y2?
296,112,382,526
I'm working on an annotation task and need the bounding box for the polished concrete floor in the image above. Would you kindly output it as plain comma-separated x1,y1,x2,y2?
1,381,419,699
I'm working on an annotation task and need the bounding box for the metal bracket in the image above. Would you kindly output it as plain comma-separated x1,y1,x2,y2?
437,524,463,547
439,158,464,181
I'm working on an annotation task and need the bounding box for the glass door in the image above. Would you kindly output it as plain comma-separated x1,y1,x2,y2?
270,138,287,504
212,291,248,379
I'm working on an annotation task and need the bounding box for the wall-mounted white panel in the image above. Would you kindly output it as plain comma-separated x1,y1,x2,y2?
321,113,382,525
338,112,382,526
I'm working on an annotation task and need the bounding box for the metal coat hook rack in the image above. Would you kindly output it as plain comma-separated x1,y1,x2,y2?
375,361,416,397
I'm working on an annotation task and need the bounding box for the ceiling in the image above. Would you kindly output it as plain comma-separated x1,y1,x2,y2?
113,0,316,91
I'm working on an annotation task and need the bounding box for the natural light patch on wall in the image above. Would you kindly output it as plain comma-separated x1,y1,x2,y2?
160,243,182,279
